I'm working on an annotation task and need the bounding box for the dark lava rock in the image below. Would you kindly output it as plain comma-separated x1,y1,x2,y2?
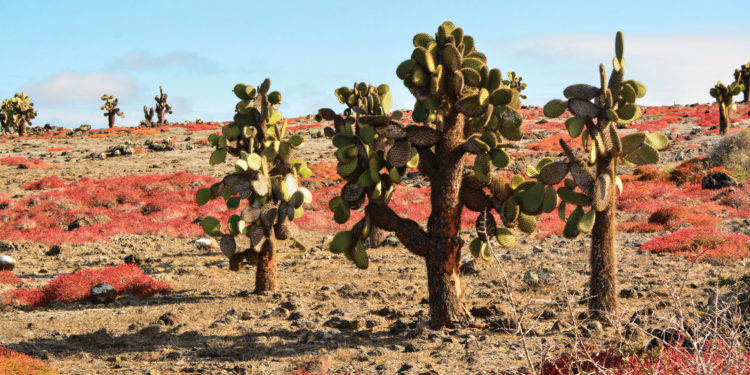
701,171,737,190
91,283,117,303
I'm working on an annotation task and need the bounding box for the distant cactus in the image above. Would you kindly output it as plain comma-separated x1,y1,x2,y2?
196,78,311,293
154,86,172,125
542,31,668,321
734,62,750,103
143,105,155,125
710,79,744,135
319,22,544,328
100,95,123,128
0,92,37,136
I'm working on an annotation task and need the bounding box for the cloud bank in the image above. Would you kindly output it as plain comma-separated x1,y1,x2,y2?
24,71,138,103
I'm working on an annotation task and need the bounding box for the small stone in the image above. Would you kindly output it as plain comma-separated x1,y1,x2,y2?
194,237,214,250
91,283,117,303
158,312,176,326
403,343,418,353
675,151,685,161
67,217,91,231
97,153,106,160
523,270,539,287
0,255,16,271
584,321,604,337
619,288,635,298
46,244,62,256
459,260,480,276
123,254,142,265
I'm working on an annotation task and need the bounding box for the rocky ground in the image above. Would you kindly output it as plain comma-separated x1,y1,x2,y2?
0,106,749,374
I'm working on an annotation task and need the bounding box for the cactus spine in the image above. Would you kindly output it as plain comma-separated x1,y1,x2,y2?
197,78,311,293
0,92,37,136
542,31,668,321
320,22,542,328
710,79,744,135
100,94,124,128
734,63,750,103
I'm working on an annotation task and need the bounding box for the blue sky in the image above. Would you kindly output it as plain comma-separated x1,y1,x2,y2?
2,0,749,128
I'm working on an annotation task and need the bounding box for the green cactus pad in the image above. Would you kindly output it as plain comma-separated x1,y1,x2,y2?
469,238,483,258
542,186,558,213
495,227,515,248
522,181,545,212
623,143,659,165
577,209,596,233
330,231,353,254
563,206,584,239
543,100,566,118
645,132,668,150
563,84,600,100
558,187,592,206
201,216,222,237
619,132,646,155
538,161,569,185
517,213,537,234
196,188,211,206
564,116,585,138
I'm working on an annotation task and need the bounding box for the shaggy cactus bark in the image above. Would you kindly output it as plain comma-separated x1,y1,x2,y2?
320,22,543,328
100,94,123,128
543,31,669,321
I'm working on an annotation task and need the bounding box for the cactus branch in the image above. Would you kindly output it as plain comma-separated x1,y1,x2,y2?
366,203,429,257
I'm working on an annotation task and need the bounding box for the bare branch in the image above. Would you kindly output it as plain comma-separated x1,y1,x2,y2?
366,203,430,257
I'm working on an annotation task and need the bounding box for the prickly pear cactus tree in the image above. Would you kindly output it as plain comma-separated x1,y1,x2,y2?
196,78,311,293
100,94,124,128
154,86,173,125
710,79,744,135
143,105,155,125
319,22,544,328
0,92,37,136
542,31,668,321
734,63,750,103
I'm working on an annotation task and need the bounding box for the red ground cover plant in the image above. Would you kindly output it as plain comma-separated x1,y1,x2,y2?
526,133,582,152
540,343,750,375
2,264,172,308
20,176,70,190
45,147,70,152
0,346,58,375
0,271,22,286
0,157,55,169
0,172,232,244
639,226,750,261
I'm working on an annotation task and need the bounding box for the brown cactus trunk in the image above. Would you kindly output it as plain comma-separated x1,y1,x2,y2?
425,112,470,328
108,113,116,128
366,226,385,248
589,158,618,321
719,103,730,135
255,239,277,293
742,85,749,103
18,121,27,137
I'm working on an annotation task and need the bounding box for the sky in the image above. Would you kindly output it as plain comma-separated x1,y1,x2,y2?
2,0,749,129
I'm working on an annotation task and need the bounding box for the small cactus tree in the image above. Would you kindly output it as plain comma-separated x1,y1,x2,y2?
734,63,750,103
319,22,545,328
542,31,668,321
154,86,173,125
100,95,124,128
0,92,37,136
196,78,311,293
710,79,744,135
143,105,155,126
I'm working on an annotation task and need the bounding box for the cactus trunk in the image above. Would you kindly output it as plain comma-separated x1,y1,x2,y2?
589,158,618,321
742,87,749,103
18,121,27,137
108,113,116,128
255,239,277,293
719,103,730,135
425,112,471,327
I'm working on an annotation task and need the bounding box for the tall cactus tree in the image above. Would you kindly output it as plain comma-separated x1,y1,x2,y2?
734,63,750,103
196,78,311,293
542,31,668,321
319,22,545,328
154,86,173,125
0,92,37,136
710,79,744,135
100,94,124,128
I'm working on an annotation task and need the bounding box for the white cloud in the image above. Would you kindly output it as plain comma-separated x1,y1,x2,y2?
497,32,750,105
113,51,218,72
23,71,138,103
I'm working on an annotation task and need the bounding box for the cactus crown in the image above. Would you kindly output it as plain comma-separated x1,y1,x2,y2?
318,22,550,267
540,31,668,238
197,78,311,269
0,92,38,134
100,95,124,118
710,80,744,103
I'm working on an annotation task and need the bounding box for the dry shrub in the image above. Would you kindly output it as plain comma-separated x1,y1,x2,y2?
709,130,750,181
